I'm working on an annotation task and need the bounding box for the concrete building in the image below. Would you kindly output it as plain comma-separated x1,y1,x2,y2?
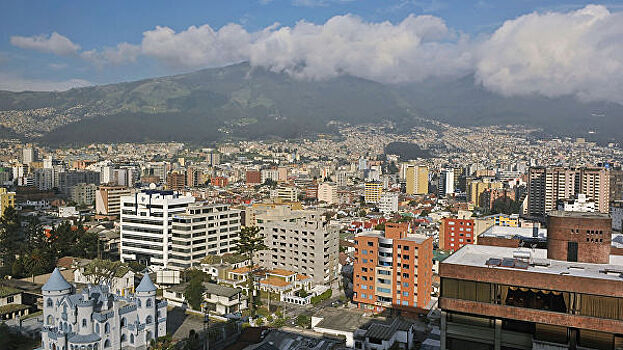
41,269,166,350
405,165,428,195
0,187,15,217
271,185,299,202
22,145,36,165
0,286,29,320
439,211,623,350
468,179,502,206
58,171,100,195
166,171,186,191
557,193,596,212
612,201,623,232
70,183,97,206
95,185,132,217
256,210,340,286
120,189,195,269
378,192,399,214
318,182,338,205
528,166,610,218
353,222,433,312
168,203,241,270
438,169,455,196
365,181,383,204
164,282,247,315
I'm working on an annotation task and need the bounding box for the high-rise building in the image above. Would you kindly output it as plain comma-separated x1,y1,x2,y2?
353,222,433,312
22,145,36,165
438,169,455,196
70,183,97,205
438,211,621,350
271,185,299,202
169,203,241,270
58,171,100,195
468,178,502,206
120,189,195,268
261,168,279,184
365,181,383,204
246,170,261,185
318,182,338,205
528,166,610,218
0,187,15,217
439,218,476,252
378,192,399,214
405,165,428,195
610,168,623,202
166,171,186,191
96,185,132,217
256,210,339,286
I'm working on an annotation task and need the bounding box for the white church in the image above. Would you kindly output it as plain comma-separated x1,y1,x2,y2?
40,268,167,350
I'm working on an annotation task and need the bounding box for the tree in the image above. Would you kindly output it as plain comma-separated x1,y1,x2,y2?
82,259,127,286
0,207,22,277
184,269,208,310
295,314,311,329
150,335,175,350
234,226,267,317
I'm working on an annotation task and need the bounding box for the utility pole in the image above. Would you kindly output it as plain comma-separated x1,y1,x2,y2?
202,302,210,350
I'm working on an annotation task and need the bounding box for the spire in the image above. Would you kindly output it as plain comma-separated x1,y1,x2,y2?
42,268,72,292
135,273,156,293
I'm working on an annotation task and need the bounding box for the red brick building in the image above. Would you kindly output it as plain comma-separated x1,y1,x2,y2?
439,218,475,252
439,211,623,350
246,170,261,185
210,176,229,187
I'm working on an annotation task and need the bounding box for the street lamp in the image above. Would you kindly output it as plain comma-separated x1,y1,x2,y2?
201,301,210,350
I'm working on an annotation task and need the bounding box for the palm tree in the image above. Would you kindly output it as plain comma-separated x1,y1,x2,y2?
234,226,267,317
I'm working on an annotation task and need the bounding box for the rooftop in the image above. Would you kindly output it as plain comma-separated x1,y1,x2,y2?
268,269,296,277
480,226,547,239
260,277,290,288
203,282,242,298
42,268,72,292
548,210,610,219
443,245,623,282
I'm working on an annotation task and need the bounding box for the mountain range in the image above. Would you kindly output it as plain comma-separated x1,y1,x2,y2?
0,62,620,145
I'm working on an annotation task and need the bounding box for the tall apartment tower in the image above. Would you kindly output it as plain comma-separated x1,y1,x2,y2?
353,222,433,312
364,181,383,204
256,210,340,286
528,167,610,218
120,189,195,268
95,185,132,217
169,203,241,270
405,165,428,195
22,145,36,165
438,169,455,196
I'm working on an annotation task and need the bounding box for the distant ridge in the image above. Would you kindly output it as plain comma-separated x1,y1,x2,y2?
0,63,620,145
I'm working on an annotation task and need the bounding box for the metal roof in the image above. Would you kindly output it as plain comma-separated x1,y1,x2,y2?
42,268,72,292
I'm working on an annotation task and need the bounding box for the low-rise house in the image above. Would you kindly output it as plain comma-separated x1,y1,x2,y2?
0,286,30,320
163,282,248,315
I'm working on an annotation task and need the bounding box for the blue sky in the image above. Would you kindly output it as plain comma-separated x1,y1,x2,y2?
1,0,622,105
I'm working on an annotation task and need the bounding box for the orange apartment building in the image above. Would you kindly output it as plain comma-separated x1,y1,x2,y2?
439,218,475,252
353,222,433,312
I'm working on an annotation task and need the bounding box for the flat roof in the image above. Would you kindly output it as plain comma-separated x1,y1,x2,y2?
442,244,623,282
548,210,610,219
480,226,547,239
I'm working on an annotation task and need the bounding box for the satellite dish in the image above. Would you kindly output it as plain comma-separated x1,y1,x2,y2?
149,183,157,189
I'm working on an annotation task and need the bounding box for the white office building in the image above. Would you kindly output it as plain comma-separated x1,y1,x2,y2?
120,189,195,269
318,182,338,205
168,203,242,270
378,192,399,214
41,269,166,350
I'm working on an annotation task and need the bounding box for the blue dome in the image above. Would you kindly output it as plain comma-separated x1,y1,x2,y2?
42,268,72,292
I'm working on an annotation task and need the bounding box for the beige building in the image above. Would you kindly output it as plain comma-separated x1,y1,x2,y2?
256,209,340,286
364,181,383,204
0,187,15,217
95,185,132,217
318,182,338,205
405,165,428,195
468,178,502,206
70,183,97,205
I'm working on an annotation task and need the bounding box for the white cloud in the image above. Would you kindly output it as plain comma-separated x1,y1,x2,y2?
476,5,623,104
0,73,91,92
136,14,472,83
7,5,623,104
10,32,80,56
292,0,355,7
80,42,141,66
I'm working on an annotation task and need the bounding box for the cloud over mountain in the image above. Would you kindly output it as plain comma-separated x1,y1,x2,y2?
8,5,623,104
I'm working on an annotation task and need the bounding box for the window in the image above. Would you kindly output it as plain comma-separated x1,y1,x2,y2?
146,298,153,307
7,296,14,303
367,242,373,246
130,334,134,344
403,291,409,296
362,250,367,255
121,317,127,328
104,323,110,334
47,298,53,307
121,334,127,343
402,300,409,306
82,319,87,327
146,315,153,324
104,340,111,348
403,282,409,287
378,287,391,293
96,324,100,333
361,293,367,299
362,259,368,263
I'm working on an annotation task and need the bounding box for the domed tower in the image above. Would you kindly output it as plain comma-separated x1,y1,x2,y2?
42,268,73,327
41,268,73,350
135,273,157,342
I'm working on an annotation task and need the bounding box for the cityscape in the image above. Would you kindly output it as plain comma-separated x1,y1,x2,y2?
0,1,623,350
